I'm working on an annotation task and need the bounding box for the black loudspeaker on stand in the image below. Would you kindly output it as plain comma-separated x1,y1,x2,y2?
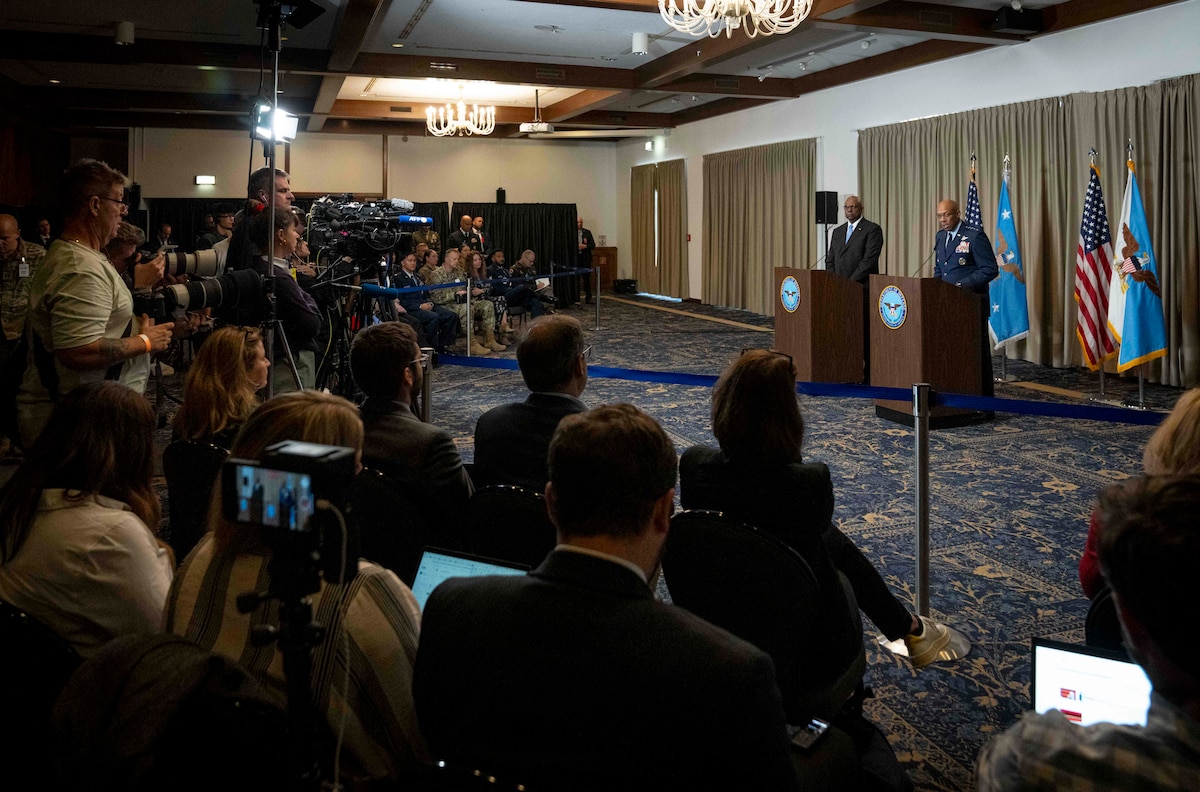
496,188,506,204
815,191,838,225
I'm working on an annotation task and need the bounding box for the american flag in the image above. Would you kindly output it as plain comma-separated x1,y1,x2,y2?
1074,164,1117,370
965,169,983,228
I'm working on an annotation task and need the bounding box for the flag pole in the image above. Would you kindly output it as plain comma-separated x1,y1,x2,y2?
997,153,1015,384
1089,147,1107,401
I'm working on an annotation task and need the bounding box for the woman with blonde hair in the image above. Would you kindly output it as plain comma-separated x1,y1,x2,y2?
165,390,428,783
0,381,172,657
1080,387,1200,598
172,325,269,449
680,349,953,668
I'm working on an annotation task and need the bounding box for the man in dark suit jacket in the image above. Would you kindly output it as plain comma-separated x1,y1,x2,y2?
414,404,801,792
473,314,587,491
825,195,883,382
394,251,459,353
935,199,999,396
826,195,882,285
350,321,473,523
575,216,596,303
446,215,480,252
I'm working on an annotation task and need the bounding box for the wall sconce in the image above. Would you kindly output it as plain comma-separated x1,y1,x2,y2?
645,140,653,152
194,175,216,186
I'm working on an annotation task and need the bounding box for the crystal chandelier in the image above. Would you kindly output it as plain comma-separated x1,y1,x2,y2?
659,0,814,38
425,87,496,137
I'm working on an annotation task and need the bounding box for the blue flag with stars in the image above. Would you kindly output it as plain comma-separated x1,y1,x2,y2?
1114,166,1166,372
988,175,1030,348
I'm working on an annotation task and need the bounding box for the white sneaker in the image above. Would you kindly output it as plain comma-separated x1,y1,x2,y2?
904,616,952,668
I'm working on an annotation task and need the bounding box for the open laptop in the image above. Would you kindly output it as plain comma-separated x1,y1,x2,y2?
1030,638,1152,727
410,547,529,611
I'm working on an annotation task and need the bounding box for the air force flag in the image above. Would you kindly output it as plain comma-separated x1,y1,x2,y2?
988,176,1029,349
1113,163,1166,372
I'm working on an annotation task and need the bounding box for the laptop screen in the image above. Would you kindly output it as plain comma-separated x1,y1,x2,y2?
410,548,528,611
1030,638,1152,727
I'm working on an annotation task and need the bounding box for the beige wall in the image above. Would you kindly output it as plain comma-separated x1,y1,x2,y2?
126,128,618,248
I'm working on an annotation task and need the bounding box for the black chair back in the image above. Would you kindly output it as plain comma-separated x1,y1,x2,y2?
0,599,83,786
662,510,865,724
353,467,433,585
1085,585,1127,656
162,440,228,562
466,485,556,569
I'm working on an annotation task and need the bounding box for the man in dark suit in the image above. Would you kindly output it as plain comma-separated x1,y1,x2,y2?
826,195,882,285
350,321,473,522
935,199,999,395
414,404,801,792
471,216,489,252
394,251,459,354
473,314,587,491
446,215,480,252
825,195,883,382
575,216,596,304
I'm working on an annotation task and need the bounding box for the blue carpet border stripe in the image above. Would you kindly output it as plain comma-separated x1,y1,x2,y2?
438,355,1165,426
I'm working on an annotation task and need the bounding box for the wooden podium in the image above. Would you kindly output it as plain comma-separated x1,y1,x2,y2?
774,267,864,384
869,274,987,428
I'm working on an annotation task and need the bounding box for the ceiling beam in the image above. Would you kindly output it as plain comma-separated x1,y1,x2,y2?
328,0,393,72
1042,0,1184,33
544,90,630,122
351,52,639,91
632,0,862,89
671,97,775,125
26,89,261,114
0,31,328,73
788,38,988,95
328,100,535,124
817,1,1026,45
656,74,799,99
510,0,660,10
565,110,676,129
307,76,347,132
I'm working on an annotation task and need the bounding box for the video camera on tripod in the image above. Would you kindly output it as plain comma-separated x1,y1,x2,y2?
306,194,432,279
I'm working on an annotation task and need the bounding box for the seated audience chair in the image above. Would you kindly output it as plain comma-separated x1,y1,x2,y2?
0,599,83,787
162,439,228,563
662,509,867,725
353,467,438,585
1084,584,1127,656
466,485,556,569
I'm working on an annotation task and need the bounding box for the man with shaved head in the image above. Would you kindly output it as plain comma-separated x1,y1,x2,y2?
935,197,999,396
826,196,883,382
447,214,480,252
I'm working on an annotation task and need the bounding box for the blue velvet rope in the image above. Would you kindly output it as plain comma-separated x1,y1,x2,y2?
438,355,1166,427
360,267,594,298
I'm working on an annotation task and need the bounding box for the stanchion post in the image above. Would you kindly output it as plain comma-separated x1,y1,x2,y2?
593,263,601,331
913,382,931,617
465,278,473,357
419,346,433,423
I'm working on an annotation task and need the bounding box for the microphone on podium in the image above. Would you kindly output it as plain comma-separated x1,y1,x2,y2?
906,249,936,278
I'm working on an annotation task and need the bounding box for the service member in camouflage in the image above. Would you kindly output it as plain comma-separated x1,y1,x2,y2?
0,214,45,361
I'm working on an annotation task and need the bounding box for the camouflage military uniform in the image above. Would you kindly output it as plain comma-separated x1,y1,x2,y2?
1,239,46,343
427,264,495,330
411,228,441,253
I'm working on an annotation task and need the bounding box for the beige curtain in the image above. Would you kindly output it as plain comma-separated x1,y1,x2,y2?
630,164,658,294
656,159,688,299
860,73,1200,386
702,138,815,316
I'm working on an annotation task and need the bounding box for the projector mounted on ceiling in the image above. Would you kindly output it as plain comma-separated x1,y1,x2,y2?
520,89,554,134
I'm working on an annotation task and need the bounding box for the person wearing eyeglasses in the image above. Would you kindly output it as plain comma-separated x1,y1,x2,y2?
473,314,589,492
17,159,174,447
350,321,473,524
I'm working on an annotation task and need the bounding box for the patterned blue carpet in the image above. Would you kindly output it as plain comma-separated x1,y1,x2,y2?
430,293,1175,792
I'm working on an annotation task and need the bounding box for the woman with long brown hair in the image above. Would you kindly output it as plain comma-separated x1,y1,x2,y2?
0,381,172,656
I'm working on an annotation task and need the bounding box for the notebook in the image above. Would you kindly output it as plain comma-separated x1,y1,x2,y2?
1030,637,1152,726
410,548,528,611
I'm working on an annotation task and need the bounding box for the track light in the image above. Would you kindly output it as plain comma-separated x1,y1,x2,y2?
115,21,134,46
632,32,649,55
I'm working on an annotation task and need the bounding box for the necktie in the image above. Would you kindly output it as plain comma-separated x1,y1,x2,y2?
846,223,854,243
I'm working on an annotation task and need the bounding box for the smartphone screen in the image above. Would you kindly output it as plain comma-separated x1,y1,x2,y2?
789,717,830,751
